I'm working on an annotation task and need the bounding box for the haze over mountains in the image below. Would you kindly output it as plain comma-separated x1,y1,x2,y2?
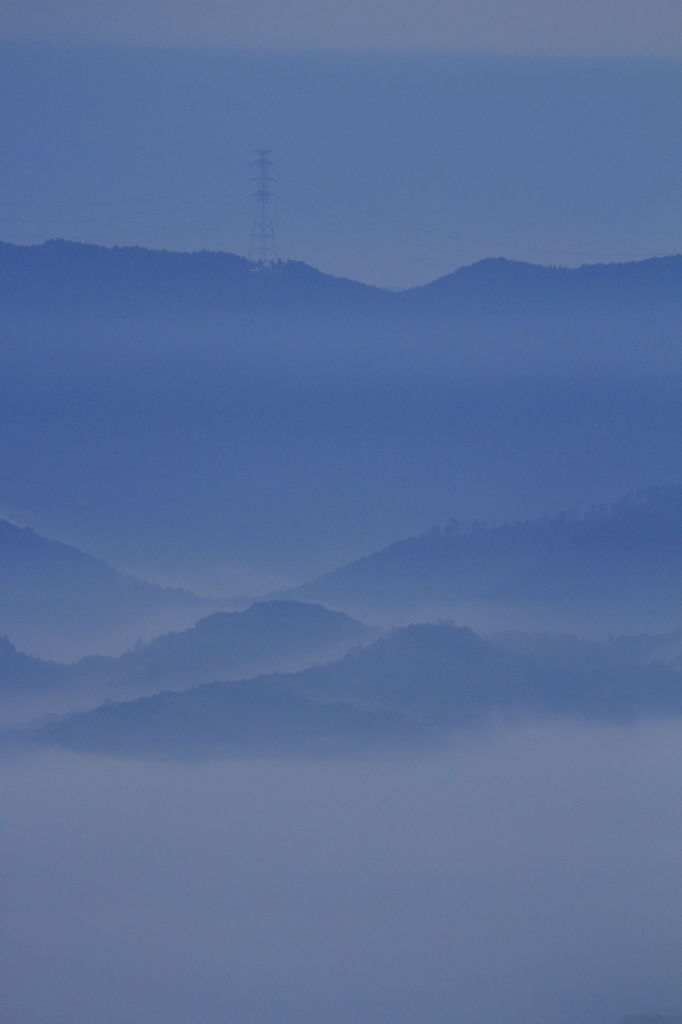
0,516,212,659
0,600,368,727
1,212,680,1024
32,621,682,760
3,34,682,1024
2,240,680,592
289,486,682,632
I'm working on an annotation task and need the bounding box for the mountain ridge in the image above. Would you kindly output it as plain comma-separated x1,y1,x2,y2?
0,516,214,659
2,240,680,595
0,238,385,314
285,486,682,632
0,599,369,726
29,621,682,760
1,238,680,315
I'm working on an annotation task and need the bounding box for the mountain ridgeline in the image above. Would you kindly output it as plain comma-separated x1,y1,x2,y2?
33,621,682,760
288,487,682,632
2,238,680,321
2,239,680,591
2,240,682,761
4,47,682,1024
0,517,213,660
0,600,369,726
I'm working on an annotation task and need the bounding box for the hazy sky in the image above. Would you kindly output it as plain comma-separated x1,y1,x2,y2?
1,41,680,286
3,0,682,56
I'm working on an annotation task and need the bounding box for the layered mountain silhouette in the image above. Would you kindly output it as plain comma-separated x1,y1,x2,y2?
288,487,682,632
0,600,368,725
31,622,682,760
2,240,680,591
0,518,213,660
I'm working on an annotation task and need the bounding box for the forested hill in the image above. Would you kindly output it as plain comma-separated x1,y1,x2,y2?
0,518,212,660
0,239,382,315
1,239,680,317
0,600,368,698
405,254,682,311
0,600,369,727
2,240,680,596
288,487,682,631
31,622,682,760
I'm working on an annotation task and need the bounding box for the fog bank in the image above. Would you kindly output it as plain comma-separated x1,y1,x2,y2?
3,720,681,1024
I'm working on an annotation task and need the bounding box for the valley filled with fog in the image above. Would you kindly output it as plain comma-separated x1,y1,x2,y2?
2,40,682,1024
2,239,681,1024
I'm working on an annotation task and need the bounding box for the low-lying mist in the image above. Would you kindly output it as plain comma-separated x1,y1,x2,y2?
3,719,681,1024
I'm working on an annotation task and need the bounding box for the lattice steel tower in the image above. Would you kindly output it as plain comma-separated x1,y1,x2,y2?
249,149,280,268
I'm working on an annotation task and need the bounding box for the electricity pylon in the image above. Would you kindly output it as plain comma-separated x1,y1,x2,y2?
249,149,280,268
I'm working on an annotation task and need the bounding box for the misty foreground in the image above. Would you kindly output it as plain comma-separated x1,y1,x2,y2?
4,722,681,1024
22,621,682,760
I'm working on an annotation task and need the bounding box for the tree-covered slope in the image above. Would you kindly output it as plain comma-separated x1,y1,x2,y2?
32,622,682,760
290,487,682,630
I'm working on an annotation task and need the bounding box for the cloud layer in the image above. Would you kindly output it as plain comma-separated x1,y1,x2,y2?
4,721,682,1024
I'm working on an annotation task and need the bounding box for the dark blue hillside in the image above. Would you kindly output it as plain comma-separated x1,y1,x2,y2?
32,621,682,760
0,601,369,727
0,518,212,660
1,240,679,317
2,240,680,598
0,239,384,315
404,255,682,313
290,487,682,627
